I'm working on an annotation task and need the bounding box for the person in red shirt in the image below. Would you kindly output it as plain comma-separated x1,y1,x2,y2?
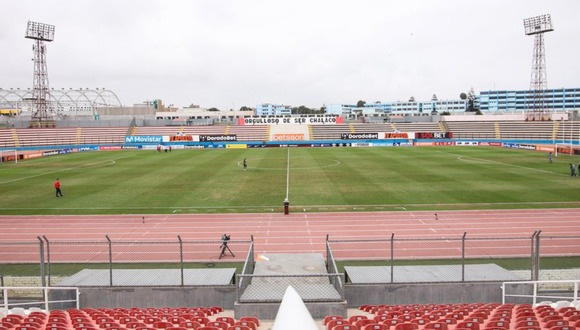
54,178,63,197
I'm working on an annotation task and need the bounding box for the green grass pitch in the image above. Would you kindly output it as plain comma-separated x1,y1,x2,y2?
1,146,580,215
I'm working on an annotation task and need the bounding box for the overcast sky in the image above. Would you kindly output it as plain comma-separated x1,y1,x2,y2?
1,0,579,110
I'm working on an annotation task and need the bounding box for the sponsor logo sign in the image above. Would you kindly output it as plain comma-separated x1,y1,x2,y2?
169,135,193,141
415,132,453,139
384,132,413,139
274,134,305,141
341,133,379,140
199,135,237,142
125,135,163,143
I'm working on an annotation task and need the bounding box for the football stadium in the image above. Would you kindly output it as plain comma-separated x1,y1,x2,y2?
2,114,580,329
2,6,580,330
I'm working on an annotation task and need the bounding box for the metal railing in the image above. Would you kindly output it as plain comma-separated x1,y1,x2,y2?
0,286,79,311
502,280,580,305
326,234,344,296
327,232,580,284
0,236,253,287
1,232,579,288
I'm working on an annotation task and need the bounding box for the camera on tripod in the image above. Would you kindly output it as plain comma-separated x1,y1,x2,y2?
221,234,231,244
219,234,234,259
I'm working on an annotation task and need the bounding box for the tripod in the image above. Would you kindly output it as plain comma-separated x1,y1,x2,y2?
219,242,235,259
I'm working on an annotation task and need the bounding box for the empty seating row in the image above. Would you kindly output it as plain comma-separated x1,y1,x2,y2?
322,303,580,330
0,307,260,330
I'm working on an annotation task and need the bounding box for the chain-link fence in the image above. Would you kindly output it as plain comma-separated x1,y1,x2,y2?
1,233,579,288
0,236,252,288
327,232,580,283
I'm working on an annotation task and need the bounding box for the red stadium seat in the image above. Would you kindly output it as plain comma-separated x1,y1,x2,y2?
410,319,427,326
142,317,161,325
464,317,484,324
546,320,568,328
382,319,403,327
440,318,457,325
394,323,419,330
169,317,187,325
45,326,68,330
152,321,174,329
362,324,389,330
214,317,234,326
484,320,509,329
332,325,359,330
327,319,349,330
205,321,228,330
424,322,448,330
226,326,251,330
355,319,376,328
238,317,259,327
124,322,148,329
179,321,202,329
349,315,368,324
456,321,480,330
373,315,391,324
324,315,344,326
232,321,256,330
548,326,575,330
190,318,209,326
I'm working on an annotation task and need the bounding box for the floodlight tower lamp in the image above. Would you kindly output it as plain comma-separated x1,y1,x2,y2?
523,14,554,120
25,20,56,127
523,14,554,35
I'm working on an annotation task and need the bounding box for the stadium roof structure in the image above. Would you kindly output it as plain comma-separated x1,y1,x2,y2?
0,87,122,112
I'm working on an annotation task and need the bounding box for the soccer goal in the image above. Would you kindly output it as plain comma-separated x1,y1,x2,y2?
0,149,18,164
554,143,579,157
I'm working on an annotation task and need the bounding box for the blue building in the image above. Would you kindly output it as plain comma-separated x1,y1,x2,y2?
255,103,291,116
326,99,467,117
477,88,580,113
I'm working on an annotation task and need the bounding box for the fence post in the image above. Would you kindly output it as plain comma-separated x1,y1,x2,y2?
106,235,112,286
43,236,51,286
534,231,542,281
530,231,538,281
178,235,184,287
37,236,46,287
462,232,467,282
390,233,394,284
325,234,330,273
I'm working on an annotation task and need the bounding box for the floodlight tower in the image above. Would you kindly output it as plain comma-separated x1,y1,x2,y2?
523,14,553,121
25,21,56,128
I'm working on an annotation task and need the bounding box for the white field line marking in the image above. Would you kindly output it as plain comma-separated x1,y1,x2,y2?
285,148,290,201
453,153,565,176
0,154,136,184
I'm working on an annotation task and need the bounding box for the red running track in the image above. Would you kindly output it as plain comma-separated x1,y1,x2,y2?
1,209,580,262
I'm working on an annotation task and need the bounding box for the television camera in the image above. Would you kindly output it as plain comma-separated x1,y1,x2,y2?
219,234,234,259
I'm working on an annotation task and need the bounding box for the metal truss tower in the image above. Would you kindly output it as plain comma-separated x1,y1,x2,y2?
25,21,56,128
523,14,553,121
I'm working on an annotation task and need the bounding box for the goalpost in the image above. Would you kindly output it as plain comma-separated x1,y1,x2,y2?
554,143,578,157
0,149,18,164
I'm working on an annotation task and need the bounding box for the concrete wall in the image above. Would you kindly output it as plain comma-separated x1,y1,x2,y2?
344,282,508,307
234,301,347,319
79,286,237,309
76,282,523,314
